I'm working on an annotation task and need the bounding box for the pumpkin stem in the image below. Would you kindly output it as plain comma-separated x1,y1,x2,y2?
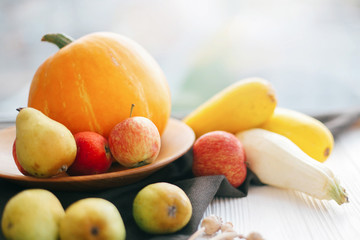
41,33,74,49
130,104,135,118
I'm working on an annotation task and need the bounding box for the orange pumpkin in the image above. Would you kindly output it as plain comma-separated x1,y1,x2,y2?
28,32,171,138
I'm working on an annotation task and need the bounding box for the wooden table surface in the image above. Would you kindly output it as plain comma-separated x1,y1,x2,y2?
201,122,360,240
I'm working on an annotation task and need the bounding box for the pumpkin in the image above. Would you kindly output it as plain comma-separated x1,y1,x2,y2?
28,32,171,138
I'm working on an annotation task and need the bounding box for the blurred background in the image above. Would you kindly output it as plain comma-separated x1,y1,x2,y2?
1,0,360,121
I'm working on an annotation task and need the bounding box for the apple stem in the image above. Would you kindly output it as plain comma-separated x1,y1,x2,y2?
130,104,135,117
16,107,24,112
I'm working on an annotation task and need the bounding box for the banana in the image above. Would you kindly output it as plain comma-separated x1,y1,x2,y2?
236,128,348,205
260,108,334,162
183,78,277,138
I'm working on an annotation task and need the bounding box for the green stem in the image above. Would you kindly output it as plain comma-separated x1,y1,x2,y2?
41,33,74,49
329,180,349,205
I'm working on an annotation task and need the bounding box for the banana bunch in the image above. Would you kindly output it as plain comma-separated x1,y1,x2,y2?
183,78,348,205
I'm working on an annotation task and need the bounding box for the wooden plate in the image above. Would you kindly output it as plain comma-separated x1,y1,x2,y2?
0,118,195,191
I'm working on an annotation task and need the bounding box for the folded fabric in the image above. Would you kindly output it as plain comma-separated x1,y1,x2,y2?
0,149,261,240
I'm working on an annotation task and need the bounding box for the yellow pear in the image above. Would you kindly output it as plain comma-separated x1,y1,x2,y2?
59,198,126,240
1,189,65,240
133,182,192,234
15,107,77,177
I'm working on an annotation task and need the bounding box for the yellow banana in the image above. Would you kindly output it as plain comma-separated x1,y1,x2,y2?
183,78,277,138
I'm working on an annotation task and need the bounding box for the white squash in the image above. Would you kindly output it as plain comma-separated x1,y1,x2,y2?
236,128,348,205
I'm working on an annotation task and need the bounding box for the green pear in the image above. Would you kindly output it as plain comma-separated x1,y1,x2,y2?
15,107,77,177
59,198,126,240
1,189,65,240
133,182,192,234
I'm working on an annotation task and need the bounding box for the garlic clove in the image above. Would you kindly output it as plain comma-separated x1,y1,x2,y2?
246,232,264,240
201,215,222,235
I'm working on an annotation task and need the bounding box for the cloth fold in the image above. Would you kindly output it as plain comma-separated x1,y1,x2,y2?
0,110,358,240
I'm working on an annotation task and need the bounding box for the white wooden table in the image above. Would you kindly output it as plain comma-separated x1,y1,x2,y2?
201,122,360,239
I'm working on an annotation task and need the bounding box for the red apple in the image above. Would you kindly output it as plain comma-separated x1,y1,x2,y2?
192,131,247,188
67,132,112,176
108,116,161,168
12,139,30,176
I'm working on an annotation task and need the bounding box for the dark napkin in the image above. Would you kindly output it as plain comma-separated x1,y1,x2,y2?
0,110,358,240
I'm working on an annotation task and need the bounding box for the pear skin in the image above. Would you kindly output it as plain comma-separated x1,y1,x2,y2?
59,198,126,240
133,182,192,234
1,189,65,240
15,107,77,177
183,78,277,138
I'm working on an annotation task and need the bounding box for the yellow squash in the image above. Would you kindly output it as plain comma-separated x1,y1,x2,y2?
260,107,334,162
183,78,277,138
236,128,347,205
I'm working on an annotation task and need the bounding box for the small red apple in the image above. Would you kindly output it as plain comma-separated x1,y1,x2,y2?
192,131,247,188
12,139,30,176
67,131,112,176
108,116,161,168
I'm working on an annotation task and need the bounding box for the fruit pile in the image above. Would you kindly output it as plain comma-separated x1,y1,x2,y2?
12,32,171,178
1,30,349,240
1,183,192,239
13,106,161,177
184,78,348,205
3,32,194,240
